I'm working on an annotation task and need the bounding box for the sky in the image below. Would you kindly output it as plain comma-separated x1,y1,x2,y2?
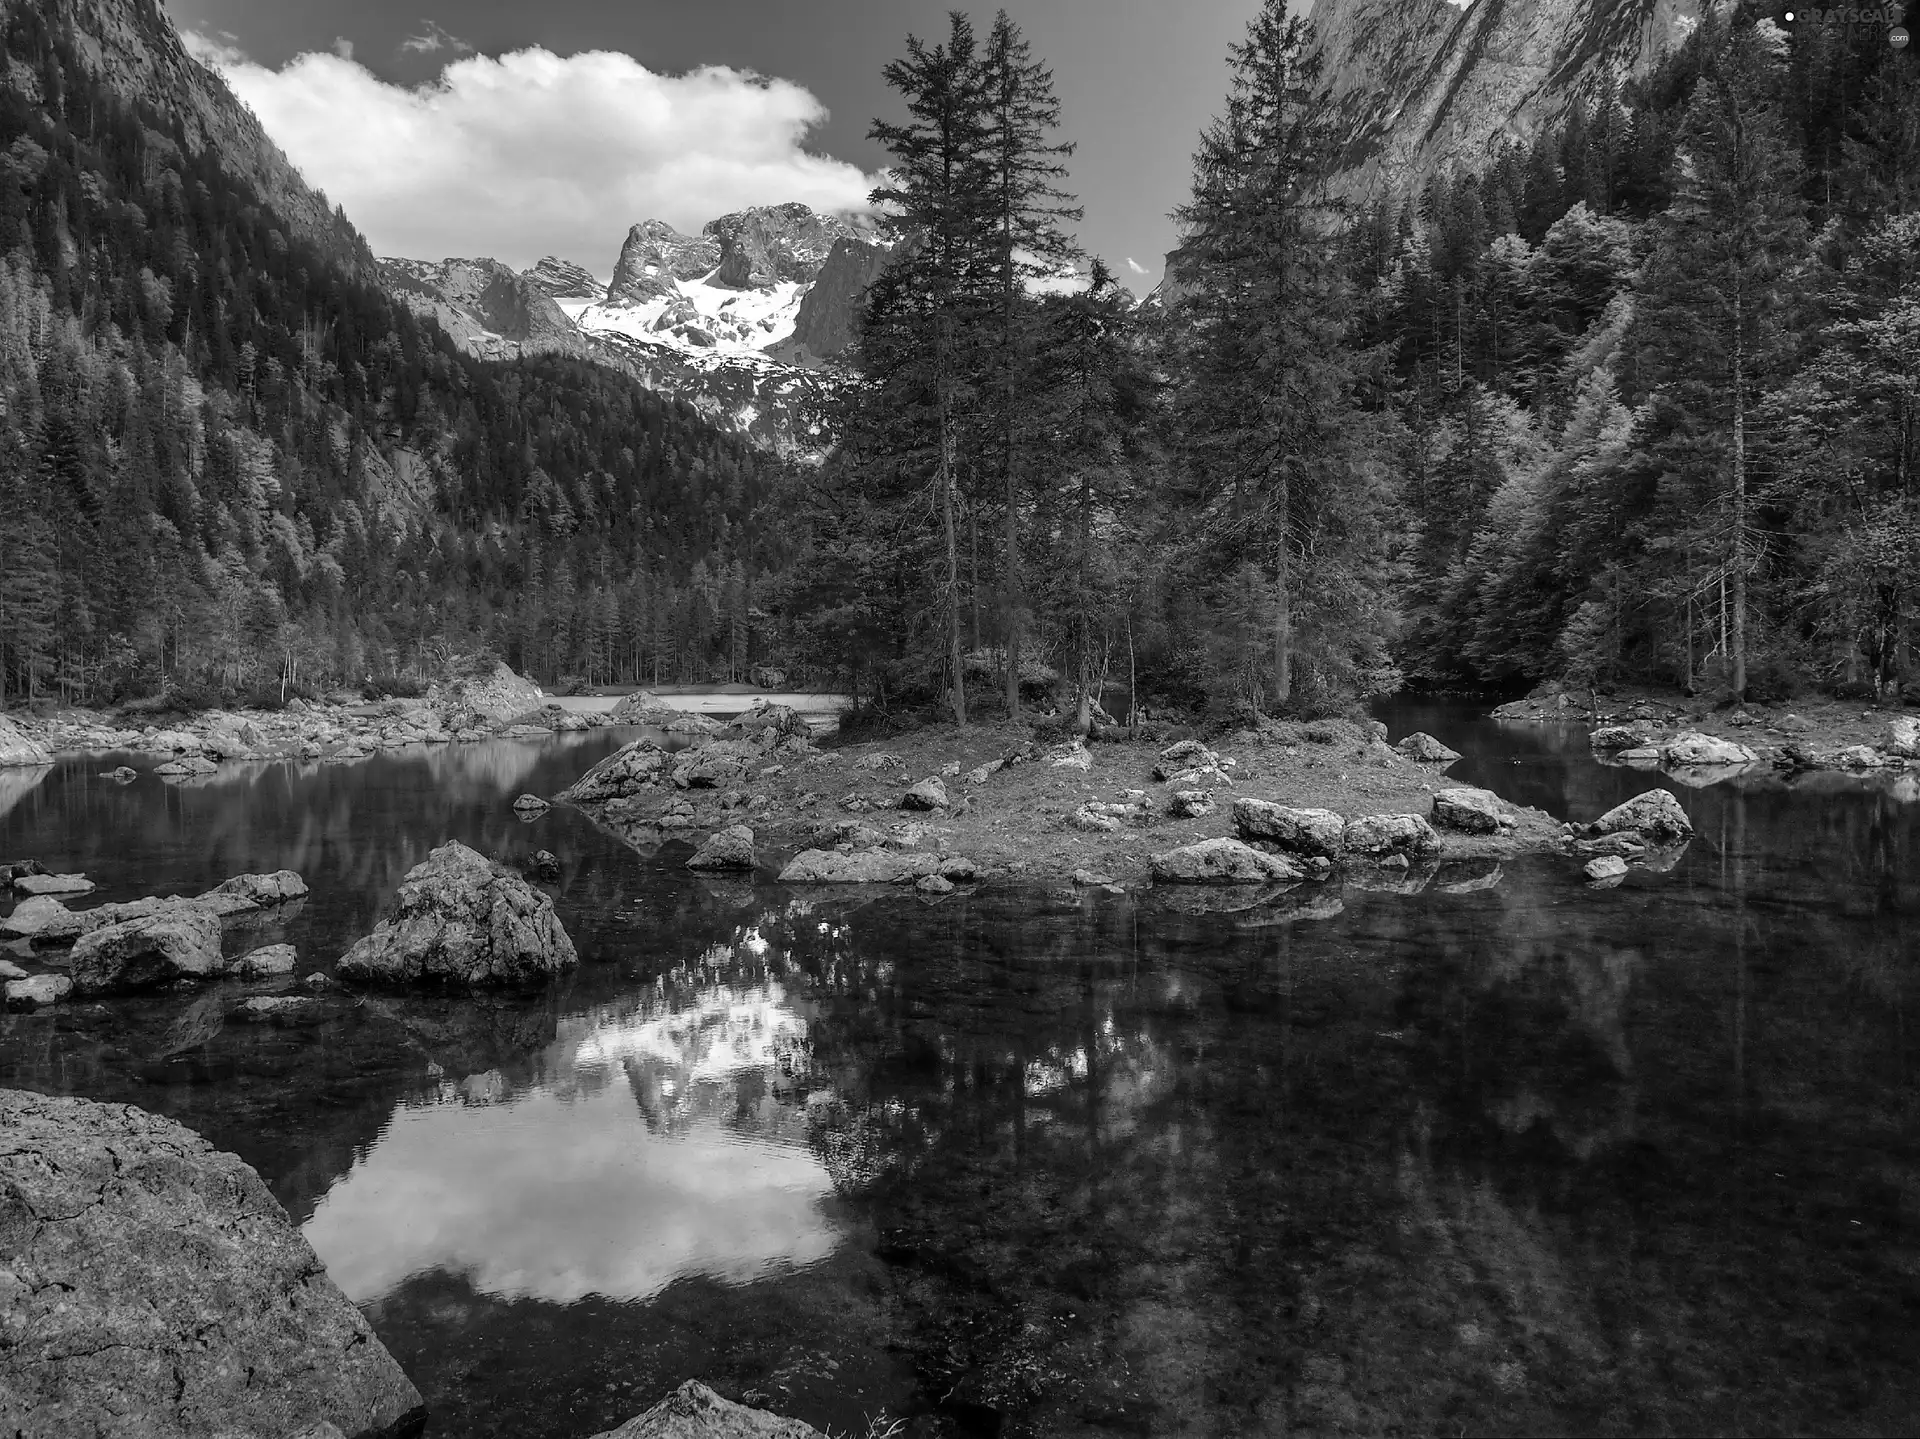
165,0,1274,292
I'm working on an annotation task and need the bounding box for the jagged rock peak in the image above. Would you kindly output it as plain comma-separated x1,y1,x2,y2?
11,0,370,273
607,220,723,305
523,256,605,302
379,256,584,360
1308,0,1717,198
702,202,872,290
766,233,891,367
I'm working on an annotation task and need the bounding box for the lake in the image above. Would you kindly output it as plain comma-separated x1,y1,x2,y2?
2,705,1916,1437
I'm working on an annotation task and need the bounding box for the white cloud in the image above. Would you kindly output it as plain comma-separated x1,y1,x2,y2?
184,35,877,272
1125,256,1147,275
399,20,473,58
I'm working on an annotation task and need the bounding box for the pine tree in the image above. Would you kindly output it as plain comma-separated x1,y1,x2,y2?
1170,0,1385,713
867,13,992,725
978,10,1080,720
1634,15,1808,699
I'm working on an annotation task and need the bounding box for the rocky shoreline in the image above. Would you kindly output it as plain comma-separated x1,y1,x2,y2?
1491,684,1920,779
552,704,1693,898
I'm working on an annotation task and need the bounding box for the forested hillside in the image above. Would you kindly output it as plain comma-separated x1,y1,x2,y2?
0,0,795,705
1375,6,1919,700
801,2,1917,726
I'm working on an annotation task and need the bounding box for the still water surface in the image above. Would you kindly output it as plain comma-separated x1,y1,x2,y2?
2,708,1917,1437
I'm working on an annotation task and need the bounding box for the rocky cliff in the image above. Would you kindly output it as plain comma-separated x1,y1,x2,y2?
381,256,587,362
524,255,605,303
1307,0,1715,198
608,219,724,305
766,235,892,368
5,0,371,273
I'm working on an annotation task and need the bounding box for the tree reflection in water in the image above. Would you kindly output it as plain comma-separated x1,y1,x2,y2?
1,708,1916,1437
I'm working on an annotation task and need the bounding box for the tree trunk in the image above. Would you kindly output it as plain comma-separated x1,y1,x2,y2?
940,392,968,728
1730,295,1748,702
1273,473,1292,709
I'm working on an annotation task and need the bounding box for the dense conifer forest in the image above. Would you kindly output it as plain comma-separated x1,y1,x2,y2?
1,0,1915,719
0,2,794,704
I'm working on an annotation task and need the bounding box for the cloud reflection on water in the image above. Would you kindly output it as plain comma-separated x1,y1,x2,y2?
304,978,841,1306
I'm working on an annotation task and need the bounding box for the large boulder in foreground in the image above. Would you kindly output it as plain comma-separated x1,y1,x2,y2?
1150,838,1305,884
1431,787,1513,835
591,1380,823,1438
1232,799,1345,857
69,905,224,996
337,841,578,987
0,1089,424,1439
0,712,52,767
1591,789,1693,844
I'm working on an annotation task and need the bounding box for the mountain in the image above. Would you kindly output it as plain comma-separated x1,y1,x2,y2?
0,0,799,705
382,203,889,452
8,0,369,272
379,257,587,362
1307,0,1714,198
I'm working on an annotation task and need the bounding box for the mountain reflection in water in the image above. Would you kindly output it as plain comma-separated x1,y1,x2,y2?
306,977,840,1307
2,706,1917,1438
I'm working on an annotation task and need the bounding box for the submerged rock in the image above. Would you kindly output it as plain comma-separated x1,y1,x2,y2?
1395,732,1462,763
1150,837,1305,884
0,1089,424,1438
1232,800,1345,858
69,905,224,995
1430,786,1513,835
1591,789,1693,844
590,1379,824,1438
337,841,579,987
687,825,756,871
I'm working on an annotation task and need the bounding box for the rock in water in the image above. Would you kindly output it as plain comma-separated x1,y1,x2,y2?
0,895,72,939
1150,838,1305,884
12,872,93,897
561,737,669,801
237,944,299,979
69,906,224,995
1394,732,1462,763
203,869,309,914
778,850,976,884
4,974,70,1009
1342,813,1442,858
0,713,52,767
1232,800,1346,858
1591,789,1693,844
1585,856,1630,881
687,826,756,871
0,1090,424,1438
1430,787,1513,835
337,841,578,987
441,660,544,726
1660,731,1758,766
590,1379,824,1438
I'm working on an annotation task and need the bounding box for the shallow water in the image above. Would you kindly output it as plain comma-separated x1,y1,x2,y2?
2,709,1917,1437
